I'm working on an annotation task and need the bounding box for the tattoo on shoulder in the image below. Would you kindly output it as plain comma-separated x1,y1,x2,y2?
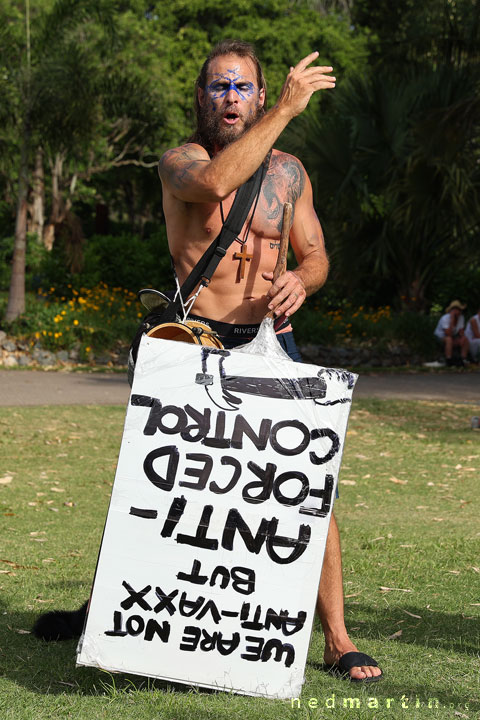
159,144,209,191
285,157,306,205
261,154,306,231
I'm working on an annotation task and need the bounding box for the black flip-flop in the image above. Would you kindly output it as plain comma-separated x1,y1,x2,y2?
323,651,383,683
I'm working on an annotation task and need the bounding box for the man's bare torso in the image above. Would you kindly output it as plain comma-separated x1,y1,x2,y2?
162,148,305,324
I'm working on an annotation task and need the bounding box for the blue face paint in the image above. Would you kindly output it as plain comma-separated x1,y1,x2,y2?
206,67,255,102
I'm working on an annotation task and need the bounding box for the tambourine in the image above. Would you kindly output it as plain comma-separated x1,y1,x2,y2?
146,319,224,349
138,288,224,349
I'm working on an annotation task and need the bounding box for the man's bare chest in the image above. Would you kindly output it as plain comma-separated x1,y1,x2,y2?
191,159,303,242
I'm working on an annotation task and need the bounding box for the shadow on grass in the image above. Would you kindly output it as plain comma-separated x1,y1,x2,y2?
1,601,478,714
0,607,233,700
305,659,477,715
305,601,479,714
342,601,480,656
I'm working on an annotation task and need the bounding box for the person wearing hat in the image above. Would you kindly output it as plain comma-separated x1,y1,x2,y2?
433,300,469,366
465,306,480,361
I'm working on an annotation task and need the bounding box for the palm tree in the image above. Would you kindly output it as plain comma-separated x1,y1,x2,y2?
287,66,480,310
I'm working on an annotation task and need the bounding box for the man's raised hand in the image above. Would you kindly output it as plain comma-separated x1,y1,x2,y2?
277,51,335,119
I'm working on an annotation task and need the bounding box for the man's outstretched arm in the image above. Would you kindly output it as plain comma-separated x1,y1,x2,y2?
159,52,335,203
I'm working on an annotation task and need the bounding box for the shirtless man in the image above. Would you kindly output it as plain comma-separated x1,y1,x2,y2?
158,39,382,683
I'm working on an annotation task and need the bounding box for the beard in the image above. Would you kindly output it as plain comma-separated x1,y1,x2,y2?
197,102,264,152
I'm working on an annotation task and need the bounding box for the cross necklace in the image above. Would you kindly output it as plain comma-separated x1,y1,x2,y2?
220,187,261,282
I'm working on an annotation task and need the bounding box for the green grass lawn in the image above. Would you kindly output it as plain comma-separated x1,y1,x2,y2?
0,399,479,719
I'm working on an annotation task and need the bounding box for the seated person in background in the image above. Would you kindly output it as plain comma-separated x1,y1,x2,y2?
466,306,480,361
433,300,469,367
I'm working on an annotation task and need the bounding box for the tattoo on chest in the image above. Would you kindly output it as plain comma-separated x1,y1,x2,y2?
261,155,305,231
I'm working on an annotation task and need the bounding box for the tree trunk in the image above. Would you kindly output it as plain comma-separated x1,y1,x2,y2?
399,272,427,313
123,179,136,232
30,146,45,240
43,151,66,250
5,125,30,323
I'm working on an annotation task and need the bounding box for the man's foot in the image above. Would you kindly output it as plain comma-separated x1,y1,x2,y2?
323,640,383,682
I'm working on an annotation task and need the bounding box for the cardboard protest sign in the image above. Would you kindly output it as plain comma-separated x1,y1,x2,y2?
77,336,357,699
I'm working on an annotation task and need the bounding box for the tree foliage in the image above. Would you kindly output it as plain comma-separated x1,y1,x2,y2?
352,0,480,69
1,0,478,322
284,0,480,311
288,64,479,310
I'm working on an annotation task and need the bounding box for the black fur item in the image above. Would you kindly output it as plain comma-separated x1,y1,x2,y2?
32,601,88,641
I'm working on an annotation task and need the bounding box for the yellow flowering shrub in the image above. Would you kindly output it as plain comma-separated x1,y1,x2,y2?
9,283,141,357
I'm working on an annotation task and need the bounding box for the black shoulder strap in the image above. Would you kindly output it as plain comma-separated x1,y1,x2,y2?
160,152,270,323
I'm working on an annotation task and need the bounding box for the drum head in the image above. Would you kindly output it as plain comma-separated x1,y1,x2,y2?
146,321,224,349
147,323,197,344
138,289,170,312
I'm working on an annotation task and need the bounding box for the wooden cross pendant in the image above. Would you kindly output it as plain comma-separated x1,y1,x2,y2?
233,244,253,280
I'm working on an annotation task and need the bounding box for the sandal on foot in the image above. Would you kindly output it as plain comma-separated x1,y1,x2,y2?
323,651,383,683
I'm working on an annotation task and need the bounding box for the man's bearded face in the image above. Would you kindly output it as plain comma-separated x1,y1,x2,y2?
198,54,265,150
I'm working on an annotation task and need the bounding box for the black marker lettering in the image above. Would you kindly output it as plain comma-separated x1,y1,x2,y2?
231,414,271,451
182,404,211,442
179,453,213,490
203,411,230,448
144,402,187,436
144,445,179,492
176,505,219,550
125,615,144,636
222,509,270,554
195,598,221,624
153,586,178,615
264,608,307,636
216,632,241,655
261,638,295,667
179,625,200,651
179,592,205,617
300,475,334,517
241,635,264,662
120,581,152,612
273,471,309,506
209,456,241,494
270,420,310,456
177,559,208,585
243,461,276,504
160,495,187,537
240,602,264,631
104,610,127,636
144,619,171,642
265,522,311,564
309,428,340,465
231,566,256,595
209,565,230,589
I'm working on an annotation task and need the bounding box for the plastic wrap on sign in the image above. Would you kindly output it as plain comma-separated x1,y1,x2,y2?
76,335,357,699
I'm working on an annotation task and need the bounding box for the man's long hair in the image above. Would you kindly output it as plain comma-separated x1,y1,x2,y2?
188,40,267,156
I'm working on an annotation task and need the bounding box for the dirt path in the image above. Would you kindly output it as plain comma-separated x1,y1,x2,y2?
1,368,479,407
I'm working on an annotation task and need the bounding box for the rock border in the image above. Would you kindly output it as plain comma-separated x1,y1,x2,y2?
0,331,128,370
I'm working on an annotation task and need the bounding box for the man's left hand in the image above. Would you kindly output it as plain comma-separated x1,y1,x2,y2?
263,269,306,318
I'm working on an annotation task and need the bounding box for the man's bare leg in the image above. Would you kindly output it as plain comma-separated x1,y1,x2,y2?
444,336,453,359
317,513,382,680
